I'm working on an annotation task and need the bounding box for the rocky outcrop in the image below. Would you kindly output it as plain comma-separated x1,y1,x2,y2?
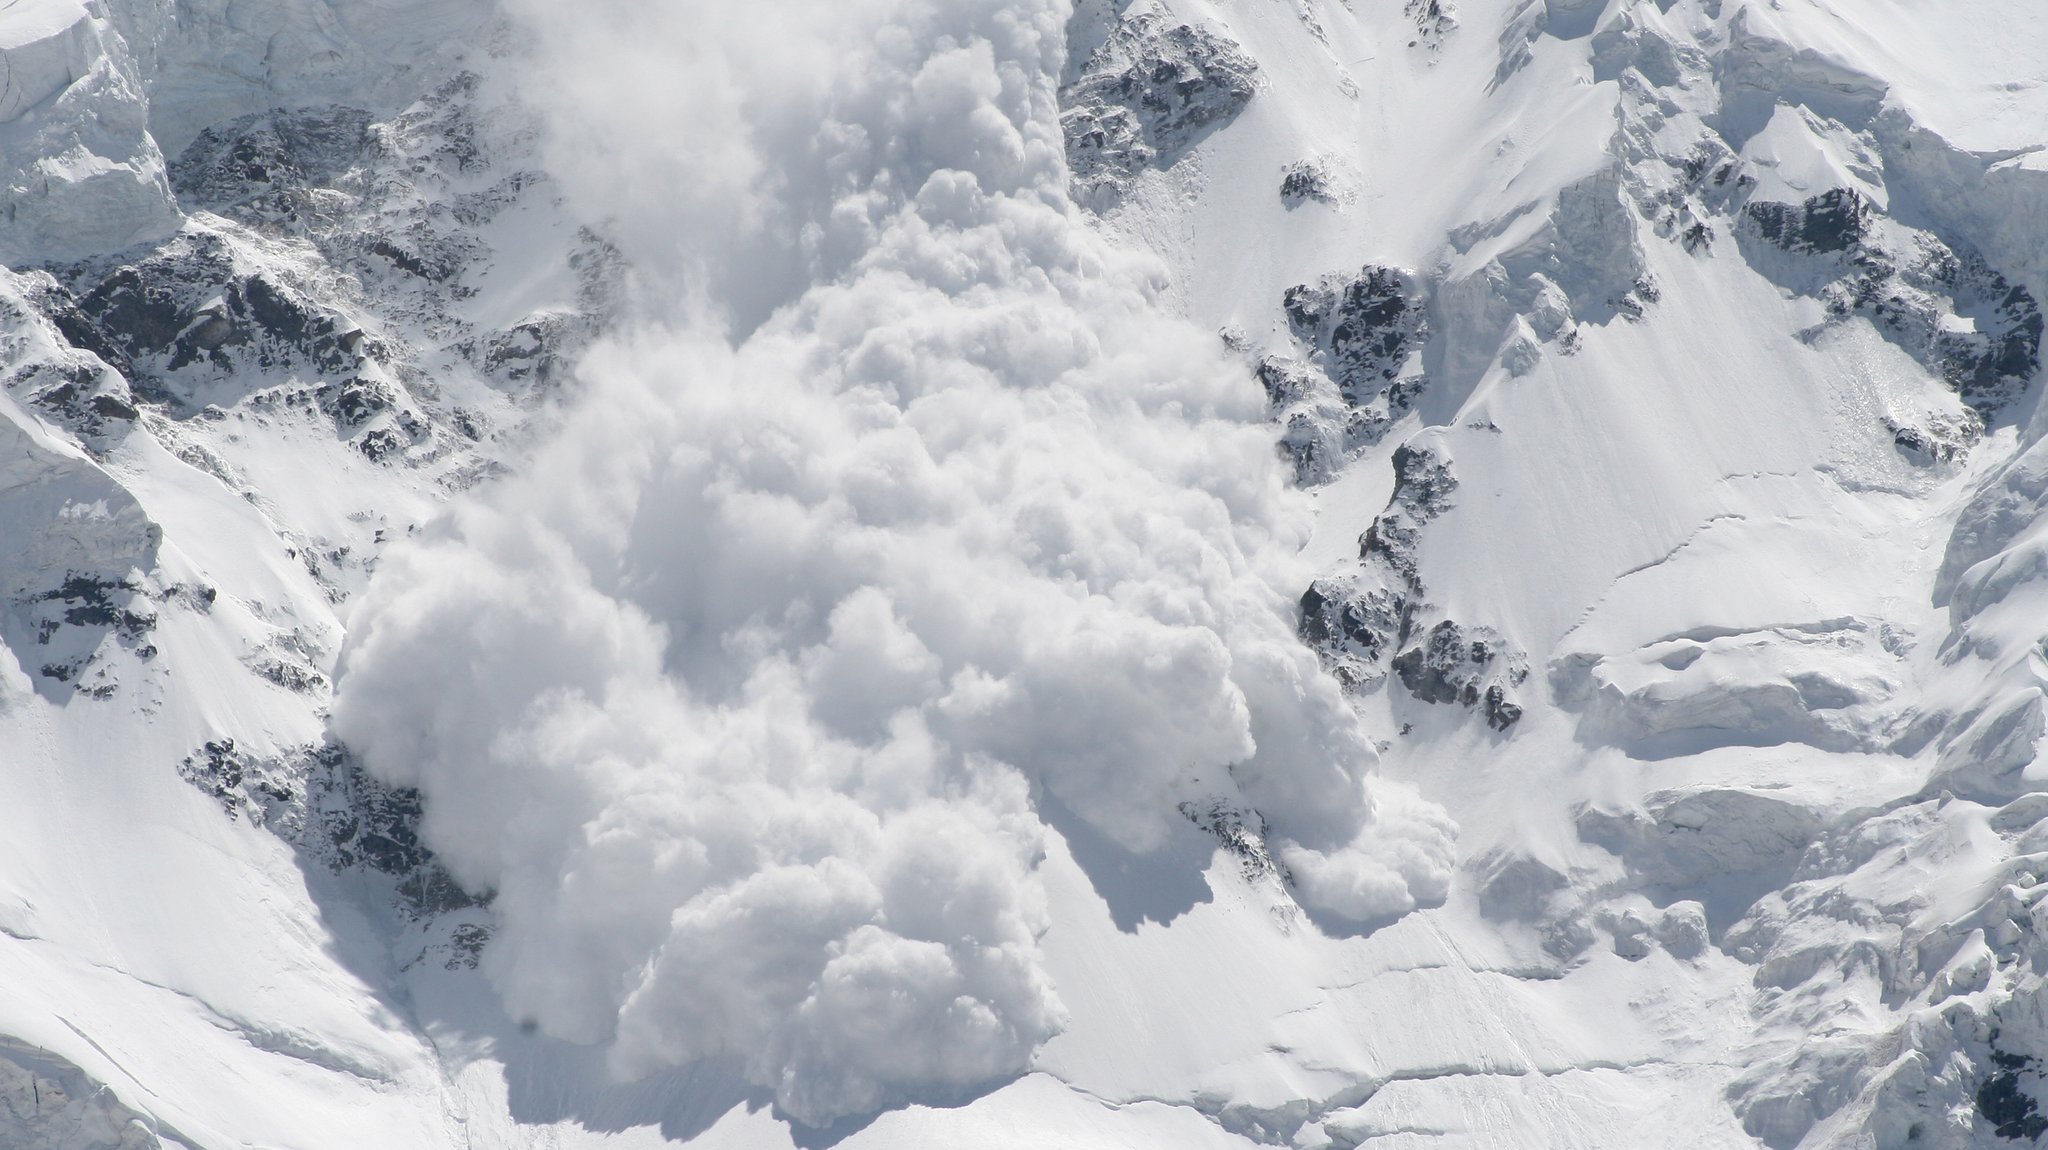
1298,438,1530,727
1405,0,1457,52
1299,441,1457,688
1283,266,1431,406
9,67,614,488
178,737,491,969
1258,265,1430,485
169,106,377,218
1392,620,1529,732
1279,157,1340,208
0,398,160,699
1060,14,1257,208
1739,188,2042,421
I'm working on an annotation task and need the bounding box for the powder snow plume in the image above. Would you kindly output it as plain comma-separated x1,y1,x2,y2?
330,0,1455,1124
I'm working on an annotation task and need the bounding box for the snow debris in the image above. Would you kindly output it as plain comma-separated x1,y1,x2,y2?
332,0,1453,1125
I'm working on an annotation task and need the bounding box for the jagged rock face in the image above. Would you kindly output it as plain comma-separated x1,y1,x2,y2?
1279,158,1338,208
1295,439,1528,725
1061,13,1257,207
1391,620,1529,731
1403,0,1457,51
170,106,378,216
1283,265,1430,406
1256,266,1430,485
1360,440,1458,588
178,737,490,967
4,0,2048,1147
1297,575,1401,688
1257,356,1350,484
1744,187,1872,255
1739,188,2043,420
0,58,606,709
0,13,601,1141
1888,408,1983,466
1299,441,1459,689
61,234,361,404
0,399,160,699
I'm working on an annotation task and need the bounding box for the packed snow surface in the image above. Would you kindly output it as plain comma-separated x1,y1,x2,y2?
2,0,2048,1148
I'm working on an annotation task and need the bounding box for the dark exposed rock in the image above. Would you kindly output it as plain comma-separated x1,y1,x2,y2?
444,923,490,970
1298,578,1403,689
357,426,407,461
1258,266,1431,486
78,263,193,361
177,738,491,935
12,572,158,694
1283,265,1431,405
40,574,154,639
1887,409,1983,466
1259,353,1420,486
1977,1039,2048,1141
52,232,358,411
1393,623,1489,705
1391,620,1530,730
1361,442,1459,583
1740,188,2042,420
1180,798,1289,887
1405,0,1457,51
3,76,617,517
1257,354,1318,408
22,277,137,377
329,376,395,429
1298,442,1457,689
1746,187,1873,255
1485,684,1525,730
1295,437,1527,726
367,237,456,282
1938,273,2043,416
172,106,376,218
252,656,329,694
1280,159,1338,207
1061,15,1258,207
7,355,138,444
158,582,218,612
179,738,296,814
17,77,612,482
458,310,596,389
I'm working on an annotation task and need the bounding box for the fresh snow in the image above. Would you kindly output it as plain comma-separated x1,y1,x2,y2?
1,0,2047,1148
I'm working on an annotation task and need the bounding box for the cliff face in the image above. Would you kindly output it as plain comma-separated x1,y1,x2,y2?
2,1,2047,1147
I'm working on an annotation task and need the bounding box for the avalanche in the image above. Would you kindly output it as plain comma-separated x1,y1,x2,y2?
1,0,2046,1147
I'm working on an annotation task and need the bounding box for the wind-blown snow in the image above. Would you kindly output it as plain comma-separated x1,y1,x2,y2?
330,0,1454,1123
5,0,2048,1144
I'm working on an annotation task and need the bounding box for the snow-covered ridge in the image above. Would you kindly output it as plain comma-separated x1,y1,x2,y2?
1,0,2048,1147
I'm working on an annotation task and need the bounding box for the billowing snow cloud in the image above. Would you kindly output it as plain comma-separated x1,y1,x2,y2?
331,0,1455,1124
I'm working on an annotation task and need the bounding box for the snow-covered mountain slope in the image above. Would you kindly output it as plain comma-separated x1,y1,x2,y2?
3,0,2048,1147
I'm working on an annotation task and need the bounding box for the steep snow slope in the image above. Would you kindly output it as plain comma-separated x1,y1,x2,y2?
1,0,2047,1148
1087,0,2048,1144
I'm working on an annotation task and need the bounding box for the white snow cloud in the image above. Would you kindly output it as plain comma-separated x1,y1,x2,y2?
331,0,1455,1124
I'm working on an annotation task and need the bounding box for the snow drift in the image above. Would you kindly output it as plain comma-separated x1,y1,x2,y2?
330,0,1455,1124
